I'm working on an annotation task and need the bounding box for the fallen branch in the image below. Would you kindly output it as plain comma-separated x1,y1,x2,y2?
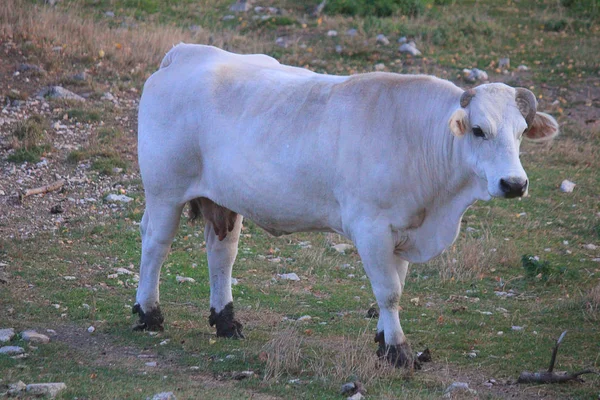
518,331,599,384
20,179,65,200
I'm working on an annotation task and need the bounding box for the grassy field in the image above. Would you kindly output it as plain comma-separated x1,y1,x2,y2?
1,0,599,399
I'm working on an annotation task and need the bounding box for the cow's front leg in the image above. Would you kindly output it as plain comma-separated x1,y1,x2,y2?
133,202,184,331
205,212,244,339
354,224,416,369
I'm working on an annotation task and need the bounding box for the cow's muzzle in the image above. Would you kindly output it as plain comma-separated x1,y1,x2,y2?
499,177,528,198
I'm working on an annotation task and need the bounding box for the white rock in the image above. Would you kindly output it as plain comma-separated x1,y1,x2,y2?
0,345,24,355
222,14,235,20
21,330,50,344
160,340,169,345
512,325,524,331
374,63,385,71
107,273,118,279
101,92,116,102
176,275,196,283
335,45,343,53
347,393,364,400
145,361,158,367
463,68,488,82
518,64,529,71
0,328,15,343
278,272,300,281
497,331,504,335
149,392,177,400
560,180,576,193
583,244,597,250
26,383,67,398
87,326,95,333
332,243,354,253
116,267,134,275
327,30,338,37
275,37,287,48
444,382,476,397
340,382,356,395
105,194,134,203
467,352,477,358
398,36,407,43
399,42,421,56
231,277,239,285
498,57,510,69
297,315,312,322
376,34,390,45
63,276,76,280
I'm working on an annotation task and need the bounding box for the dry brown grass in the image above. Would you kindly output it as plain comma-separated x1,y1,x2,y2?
261,323,400,388
0,0,264,71
261,326,304,381
431,227,518,282
584,281,600,320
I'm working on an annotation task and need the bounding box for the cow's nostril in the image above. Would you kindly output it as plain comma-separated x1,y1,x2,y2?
500,178,527,198
500,178,512,194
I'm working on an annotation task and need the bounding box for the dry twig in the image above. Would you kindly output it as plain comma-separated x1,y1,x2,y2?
518,331,599,384
20,179,64,200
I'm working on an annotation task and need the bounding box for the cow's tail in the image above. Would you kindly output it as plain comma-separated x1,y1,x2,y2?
188,197,203,222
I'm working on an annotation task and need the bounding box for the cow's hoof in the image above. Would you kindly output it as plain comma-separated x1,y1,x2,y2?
132,303,164,332
209,302,244,339
375,331,421,370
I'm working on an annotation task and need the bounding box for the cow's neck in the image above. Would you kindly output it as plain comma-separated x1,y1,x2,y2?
393,120,489,264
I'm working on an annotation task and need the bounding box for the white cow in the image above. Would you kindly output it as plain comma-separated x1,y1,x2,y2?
133,44,559,368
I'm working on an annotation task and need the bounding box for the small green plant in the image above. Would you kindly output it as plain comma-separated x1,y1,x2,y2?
561,0,599,20
66,108,101,123
7,115,50,163
91,155,127,175
326,0,428,17
521,255,564,282
67,149,88,164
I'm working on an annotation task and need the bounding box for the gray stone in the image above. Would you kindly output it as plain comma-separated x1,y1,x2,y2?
398,36,407,43
149,392,177,400
105,11,115,17
8,381,26,395
176,275,195,283
222,15,235,20
399,42,421,56
335,45,343,54
21,330,50,344
37,86,85,102
105,194,133,203
72,71,88,81
230,0,252,12
340,382,356,395
101,92,116,102
275,37,287,48
376,34,390,45
0,328,15,343
17,63,45,74
327,30,338,37
0,346,24,355
232,370,254,380
518,64,529,71
26,383,67,398
346,28,357,37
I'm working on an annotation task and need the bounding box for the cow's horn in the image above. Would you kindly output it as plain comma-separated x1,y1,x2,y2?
515,88,537,128
460,89,476,108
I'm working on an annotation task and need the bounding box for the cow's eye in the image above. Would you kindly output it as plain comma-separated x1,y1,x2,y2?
472,127,485,138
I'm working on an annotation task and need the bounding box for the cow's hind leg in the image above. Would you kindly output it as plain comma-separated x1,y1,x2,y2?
133,201,183,331
354,224,416,369
200,198,244,339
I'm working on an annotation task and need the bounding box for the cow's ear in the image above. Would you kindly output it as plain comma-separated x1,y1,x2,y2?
449,109,469,137
523,112,559,142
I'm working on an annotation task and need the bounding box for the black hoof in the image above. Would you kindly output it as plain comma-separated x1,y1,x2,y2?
209,302,244,339
132,303,164,332
375,331,421,370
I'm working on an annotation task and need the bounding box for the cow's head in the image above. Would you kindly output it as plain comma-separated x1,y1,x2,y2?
448,83,559,199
